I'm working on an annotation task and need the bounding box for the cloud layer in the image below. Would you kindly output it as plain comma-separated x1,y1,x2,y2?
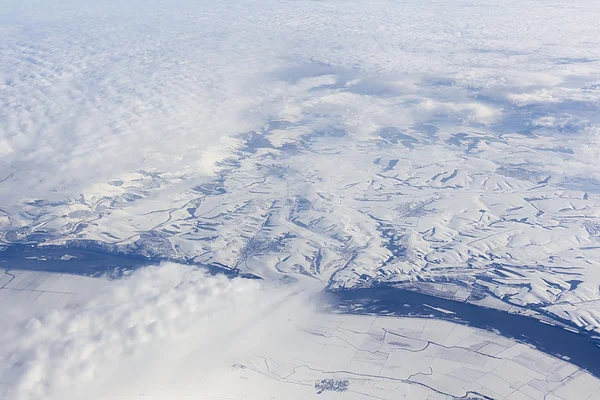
1,0,599,205
0,264,318,400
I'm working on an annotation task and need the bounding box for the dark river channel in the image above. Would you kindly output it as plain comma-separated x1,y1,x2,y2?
330,286,600,378
2,244,600,377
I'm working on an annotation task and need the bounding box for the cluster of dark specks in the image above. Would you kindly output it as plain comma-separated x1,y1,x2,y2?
315,379,349,394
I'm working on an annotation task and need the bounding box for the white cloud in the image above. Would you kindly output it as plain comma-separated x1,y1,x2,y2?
418,99,501,124
1,0,599,205
0,263,319,400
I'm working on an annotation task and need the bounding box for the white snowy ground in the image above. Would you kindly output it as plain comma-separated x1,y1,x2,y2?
2,0,600,389
1,266,599,400
4,0,600,331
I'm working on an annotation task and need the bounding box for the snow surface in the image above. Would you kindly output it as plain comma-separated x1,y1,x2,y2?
1,266,599,400
1,0,600,394
4,0,600,331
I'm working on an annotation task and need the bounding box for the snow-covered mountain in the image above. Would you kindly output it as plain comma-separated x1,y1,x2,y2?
2,0,600,334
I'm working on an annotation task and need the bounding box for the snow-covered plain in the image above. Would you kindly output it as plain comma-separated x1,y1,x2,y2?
2,0,600,395
2,266,599,400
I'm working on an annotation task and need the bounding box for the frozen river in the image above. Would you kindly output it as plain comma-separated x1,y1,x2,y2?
331,286,600,377
2,244,600,378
